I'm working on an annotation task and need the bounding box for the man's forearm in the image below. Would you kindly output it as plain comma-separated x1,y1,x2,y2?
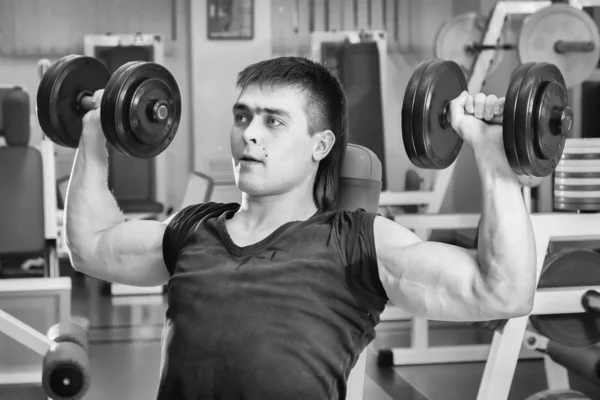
474,141,536,307
64,130,125,264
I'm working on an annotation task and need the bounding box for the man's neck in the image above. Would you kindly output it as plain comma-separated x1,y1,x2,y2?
235,190,318,231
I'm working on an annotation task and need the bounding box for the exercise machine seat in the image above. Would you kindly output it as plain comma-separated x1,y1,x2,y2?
338,143,382,213
337,143,382,400
0,88,45,258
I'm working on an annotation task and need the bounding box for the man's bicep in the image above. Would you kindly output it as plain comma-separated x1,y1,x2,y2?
373,216,494,321
90,220,170,287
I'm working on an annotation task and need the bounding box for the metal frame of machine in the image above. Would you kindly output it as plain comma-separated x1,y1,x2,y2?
0,278,71,385
477,213,600,399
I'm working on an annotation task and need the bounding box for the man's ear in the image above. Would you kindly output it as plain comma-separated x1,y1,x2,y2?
312,130,336,161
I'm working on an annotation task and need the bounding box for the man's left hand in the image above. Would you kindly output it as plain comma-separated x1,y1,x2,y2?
448,91,505,148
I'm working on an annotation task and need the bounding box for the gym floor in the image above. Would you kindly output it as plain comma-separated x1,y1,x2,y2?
2,266,600,400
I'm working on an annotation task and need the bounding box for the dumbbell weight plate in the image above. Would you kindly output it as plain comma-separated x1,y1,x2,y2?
36,56,80,143
530,250,600,348
401,59,434,169
101,61,181,158
36,55,111,148
504,62,568,177
503,63,534,176
401,59,466,170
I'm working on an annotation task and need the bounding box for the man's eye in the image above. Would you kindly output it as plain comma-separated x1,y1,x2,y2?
234,114,248,123
267,116,282,126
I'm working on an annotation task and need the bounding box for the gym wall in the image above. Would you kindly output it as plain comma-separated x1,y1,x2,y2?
190,0,273,204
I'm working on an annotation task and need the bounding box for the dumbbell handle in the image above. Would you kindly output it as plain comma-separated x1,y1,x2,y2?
553,106,574,137
76,91,169,122
582,290,600,313
554,40,595,54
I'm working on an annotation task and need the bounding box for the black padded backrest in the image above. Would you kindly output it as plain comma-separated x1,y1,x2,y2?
338,143,382,213
0,147,45,256
0,88,30,147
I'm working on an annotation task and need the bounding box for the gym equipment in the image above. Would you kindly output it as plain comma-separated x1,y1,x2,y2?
476,249,600,348
518,4,600,89
47,322,89,352
535,338,600,388
554,138,600,212
0,306,90,400
524,389,590,400
377,1,600,391
36,54,181,158
1,87,31,147
38,58,52,80
401,59,572,177
434,13,508,78
435,4,600,88
474,215,600,400
337,144,383,399
42,341,90,400
530,250,600,348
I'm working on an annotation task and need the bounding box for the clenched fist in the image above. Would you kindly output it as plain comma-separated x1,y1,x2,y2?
448,91,505,148
81,89,104,140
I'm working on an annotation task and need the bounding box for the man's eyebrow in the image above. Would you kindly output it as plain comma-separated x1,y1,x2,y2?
232,103,291,119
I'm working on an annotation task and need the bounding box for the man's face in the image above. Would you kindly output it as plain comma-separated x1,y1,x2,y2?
230,84,331,198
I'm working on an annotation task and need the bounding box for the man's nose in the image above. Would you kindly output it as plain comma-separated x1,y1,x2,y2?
242,119,263,144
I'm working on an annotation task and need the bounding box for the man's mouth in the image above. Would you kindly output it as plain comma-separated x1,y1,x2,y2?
240,155,261,162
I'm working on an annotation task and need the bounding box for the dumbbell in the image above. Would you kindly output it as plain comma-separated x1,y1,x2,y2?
401,59,573,178
36,55,181,158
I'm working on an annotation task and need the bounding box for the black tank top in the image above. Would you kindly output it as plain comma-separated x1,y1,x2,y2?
158,202,388,400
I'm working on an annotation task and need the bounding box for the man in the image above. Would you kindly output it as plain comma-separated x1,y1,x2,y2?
64,56,536,399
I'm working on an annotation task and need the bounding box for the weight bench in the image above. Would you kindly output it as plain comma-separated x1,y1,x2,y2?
330,143,382,400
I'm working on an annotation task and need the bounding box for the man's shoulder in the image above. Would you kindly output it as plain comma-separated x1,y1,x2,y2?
321,207,378,225
192,201,240,215
166,201,239,226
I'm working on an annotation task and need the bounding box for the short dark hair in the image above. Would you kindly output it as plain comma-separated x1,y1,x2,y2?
236,56,348,212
